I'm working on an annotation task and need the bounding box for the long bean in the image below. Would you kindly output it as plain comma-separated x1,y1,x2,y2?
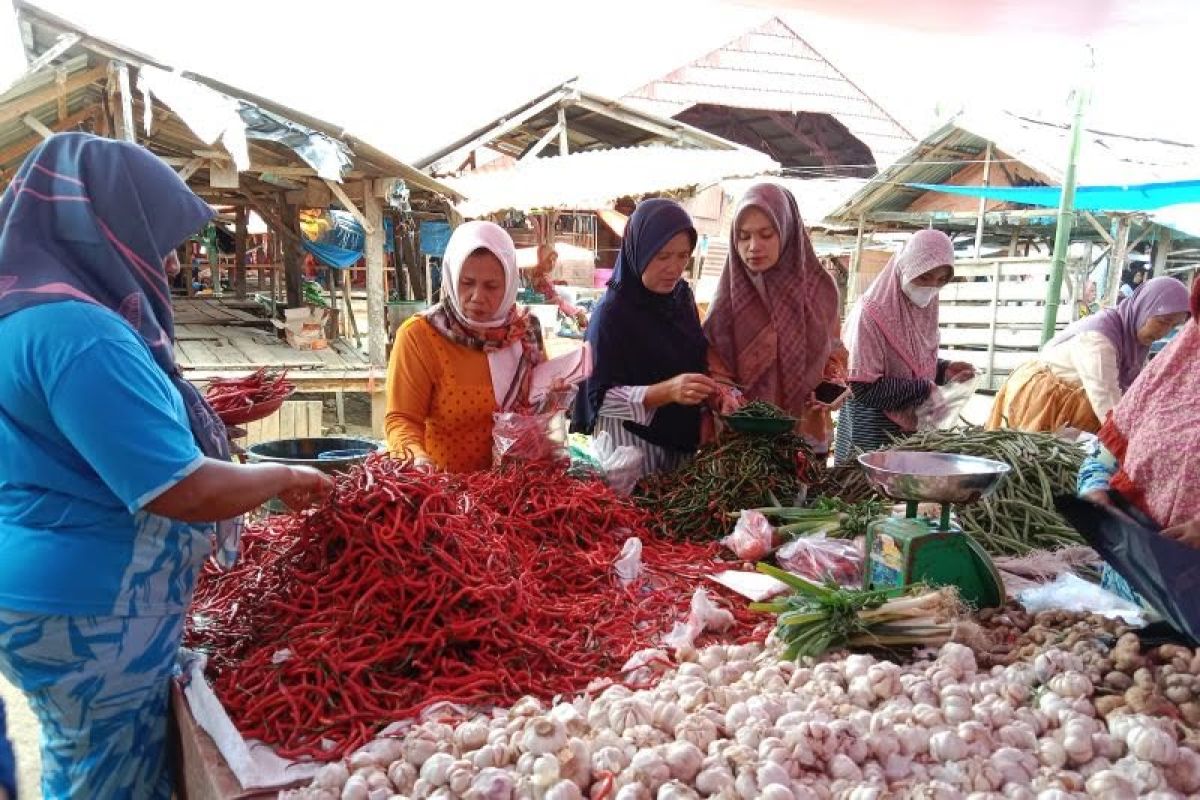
885,429,1086,556
634,432,817,541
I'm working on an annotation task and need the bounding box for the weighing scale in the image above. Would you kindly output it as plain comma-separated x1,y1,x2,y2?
857,451,1010,609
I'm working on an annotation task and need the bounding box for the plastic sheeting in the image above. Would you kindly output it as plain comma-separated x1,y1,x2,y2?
302,212,395,269
136,65,353,182
905,179,1200,212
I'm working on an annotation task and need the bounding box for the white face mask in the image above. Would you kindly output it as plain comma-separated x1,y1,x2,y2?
903,282,939,308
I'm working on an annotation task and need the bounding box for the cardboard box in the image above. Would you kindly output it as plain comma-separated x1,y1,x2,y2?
273,306,330,351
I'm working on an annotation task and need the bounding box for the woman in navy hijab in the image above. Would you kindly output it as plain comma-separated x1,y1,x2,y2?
0,133,333,798
572,199,716,477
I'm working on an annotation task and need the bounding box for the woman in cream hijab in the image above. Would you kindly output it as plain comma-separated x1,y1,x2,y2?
385,221,545,471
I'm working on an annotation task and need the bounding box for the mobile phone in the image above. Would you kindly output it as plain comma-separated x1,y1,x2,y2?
814,381,849,406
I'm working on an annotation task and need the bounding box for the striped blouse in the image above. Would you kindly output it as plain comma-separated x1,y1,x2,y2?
594,386,692,479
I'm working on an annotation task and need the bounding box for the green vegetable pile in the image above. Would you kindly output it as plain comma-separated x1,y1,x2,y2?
728,401,792,421
733,496,886,539
751,564,965,660
634,432,816,541
886,428,1086,556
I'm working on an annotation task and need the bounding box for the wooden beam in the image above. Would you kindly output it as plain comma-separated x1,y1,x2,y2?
972,142,993,260
427,88,568,172
323,179,375,234
557,106,569,156
521,122,562,162
362,185,386,431
0,105,98,168
846,215,865,315
177,157,205,181
234,205,248,298
1152,226,1172,277
54,67,68,119
1104,215,1132,305
1081,212,1114,245
0,64,106,127
25,33,81,73
279,194,303,308
239,193,303,249
22,113,53,138
115,61,135,143
570,96,688,145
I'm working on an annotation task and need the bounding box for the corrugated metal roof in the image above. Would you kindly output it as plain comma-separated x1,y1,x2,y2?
620,17,914,167
827,111,1200,235
5,1,459,200
444,145,779,218
718,176,867,228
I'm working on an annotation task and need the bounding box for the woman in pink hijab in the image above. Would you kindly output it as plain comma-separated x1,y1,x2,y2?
834,229,976,463
704,184,846,456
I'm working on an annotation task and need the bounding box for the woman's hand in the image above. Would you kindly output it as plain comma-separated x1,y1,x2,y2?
945,361,977,383
277,466,335,510
647,373,718,408
666,373,718,406
1162,520,1200,549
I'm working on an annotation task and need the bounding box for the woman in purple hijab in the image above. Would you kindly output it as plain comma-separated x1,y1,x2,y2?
0,133,334,798
989,276,1191,433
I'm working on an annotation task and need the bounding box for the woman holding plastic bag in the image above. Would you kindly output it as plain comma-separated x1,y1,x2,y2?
1077,276,1200,602
988,276,1190,434
834,230,976,463
386,221,546,472
703,183,847,458
572,199,714,479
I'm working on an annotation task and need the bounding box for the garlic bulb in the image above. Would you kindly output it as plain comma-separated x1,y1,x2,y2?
663,741,703,784
1126,725,1179,765
1084,770,1137,800
929,730,968,762
522,717,568,756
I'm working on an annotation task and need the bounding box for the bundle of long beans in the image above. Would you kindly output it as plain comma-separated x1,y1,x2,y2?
634,432,818,541
886,428,1086,556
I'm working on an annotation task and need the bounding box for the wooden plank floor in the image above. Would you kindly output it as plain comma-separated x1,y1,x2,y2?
172,297,270,327
175,324,379,395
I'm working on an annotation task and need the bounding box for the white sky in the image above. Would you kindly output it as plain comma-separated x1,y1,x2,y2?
2,0,1198,165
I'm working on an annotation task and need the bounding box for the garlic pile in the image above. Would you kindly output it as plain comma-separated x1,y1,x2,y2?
281,628,1200,800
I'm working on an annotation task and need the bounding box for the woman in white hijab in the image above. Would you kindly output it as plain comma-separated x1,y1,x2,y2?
385,221,545,471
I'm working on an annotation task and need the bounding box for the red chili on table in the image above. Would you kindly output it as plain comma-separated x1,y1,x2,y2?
184,456,764,760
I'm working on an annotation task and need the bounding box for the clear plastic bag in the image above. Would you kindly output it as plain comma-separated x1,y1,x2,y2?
775,534,863,588
613,537,643,586
593,431,644,496
721,510,775,561
916,375,979,430
662,588,736,656
492,409,568,466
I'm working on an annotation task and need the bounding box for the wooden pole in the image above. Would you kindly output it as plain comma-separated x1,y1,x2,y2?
1104,215,1132,306
557,106,569,156
845,215,865,316
363,182,388,436
984,259,1003,390
278,194,303,308
972,142,993,259
234,206,247,298
1152,225,1173,278
115,61,135,143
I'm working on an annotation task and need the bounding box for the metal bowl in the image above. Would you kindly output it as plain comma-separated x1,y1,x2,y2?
856,450,1011,504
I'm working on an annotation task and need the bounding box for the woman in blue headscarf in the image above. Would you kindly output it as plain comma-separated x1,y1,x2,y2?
0,133,334,799
572,199,716,477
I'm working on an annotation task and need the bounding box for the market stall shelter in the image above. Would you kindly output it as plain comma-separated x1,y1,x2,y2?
825,111,1200,391
4,1,462,431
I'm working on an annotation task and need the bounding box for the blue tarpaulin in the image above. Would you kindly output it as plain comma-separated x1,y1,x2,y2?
419,221,452,257
304,211,395,269
905,178,1200,212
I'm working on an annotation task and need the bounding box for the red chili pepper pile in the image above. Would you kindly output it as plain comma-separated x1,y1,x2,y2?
185,456,762,760
204,367,295,414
